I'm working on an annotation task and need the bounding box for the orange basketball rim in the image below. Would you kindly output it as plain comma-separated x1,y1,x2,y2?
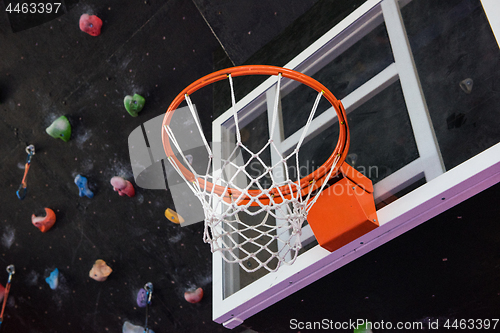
161,65,350,206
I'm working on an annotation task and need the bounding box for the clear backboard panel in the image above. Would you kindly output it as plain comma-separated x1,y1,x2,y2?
400,0,500,170
211,0,500,328
281,20,395,138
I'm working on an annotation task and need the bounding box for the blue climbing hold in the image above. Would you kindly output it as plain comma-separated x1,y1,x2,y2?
45,268,59,290
74,174,94,198
122,321,155,333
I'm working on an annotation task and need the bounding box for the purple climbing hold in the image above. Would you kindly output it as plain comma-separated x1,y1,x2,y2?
136,288,147,308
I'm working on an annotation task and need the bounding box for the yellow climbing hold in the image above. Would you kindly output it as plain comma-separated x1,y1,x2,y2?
165,208,185,224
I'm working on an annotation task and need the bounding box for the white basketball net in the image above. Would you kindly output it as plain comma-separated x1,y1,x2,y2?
164,73,340,272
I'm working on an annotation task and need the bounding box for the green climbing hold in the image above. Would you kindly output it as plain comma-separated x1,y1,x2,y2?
124,94,145,117
46,116,71,142
354,322,373,333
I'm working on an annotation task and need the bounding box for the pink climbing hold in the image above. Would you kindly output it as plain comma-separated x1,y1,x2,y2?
79,14,103,36
32,208,56,233
184,287,203,303
110,176,135,197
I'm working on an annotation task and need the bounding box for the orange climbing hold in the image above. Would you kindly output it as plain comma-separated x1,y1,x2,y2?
89,260,112,282
165,208,184,224
31,208,56,233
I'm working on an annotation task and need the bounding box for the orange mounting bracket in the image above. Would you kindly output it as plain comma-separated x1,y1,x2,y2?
307,162,379,252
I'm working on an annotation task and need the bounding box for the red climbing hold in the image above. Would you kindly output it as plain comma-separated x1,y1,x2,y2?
184,287,203,303
110,176,135,197
79,14,103,36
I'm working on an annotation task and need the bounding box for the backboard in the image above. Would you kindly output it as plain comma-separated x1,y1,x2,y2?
209,0,500,328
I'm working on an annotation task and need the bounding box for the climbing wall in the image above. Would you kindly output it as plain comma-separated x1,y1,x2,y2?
0,0,317,331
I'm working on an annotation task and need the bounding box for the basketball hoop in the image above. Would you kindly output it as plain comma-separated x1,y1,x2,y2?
162,65,350,272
